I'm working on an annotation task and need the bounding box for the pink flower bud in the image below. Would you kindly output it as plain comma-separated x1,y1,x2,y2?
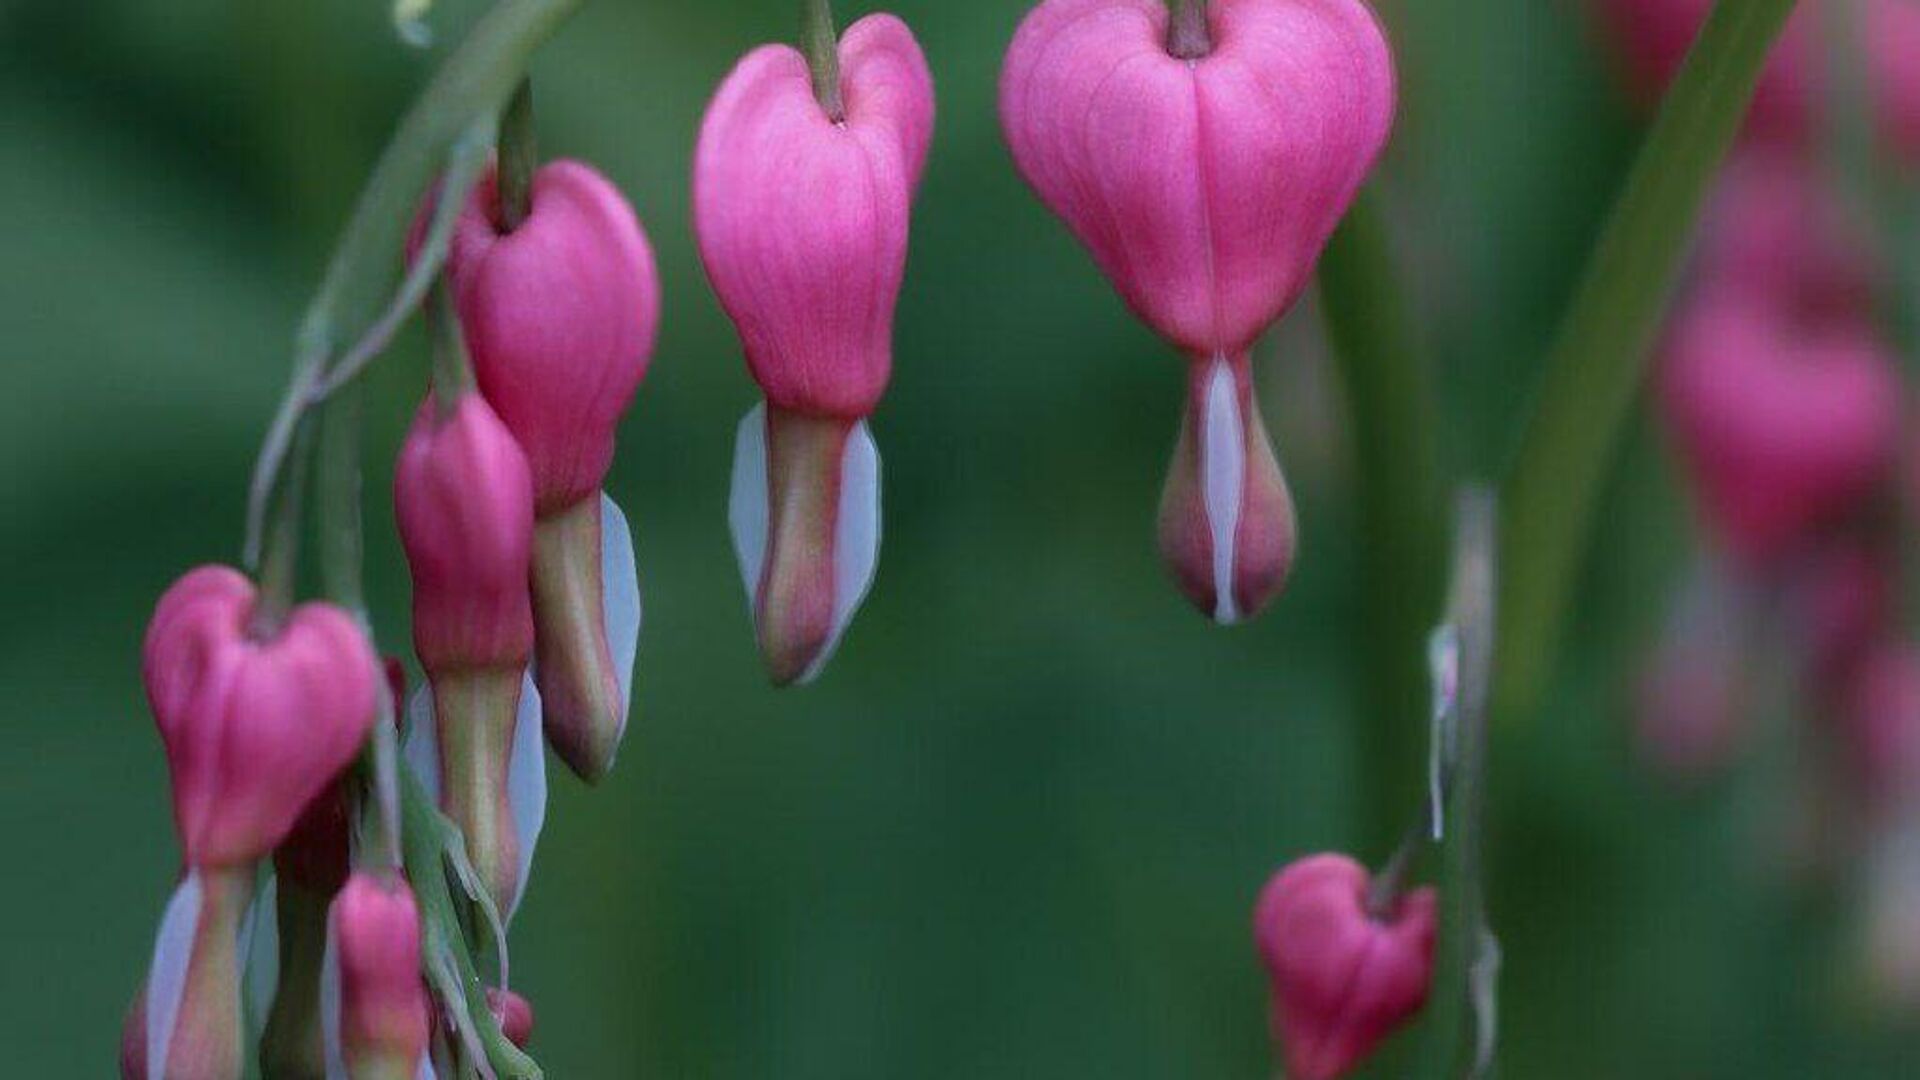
395,390,538,911
144,566,379,868
1255,854,1436,1080
395,392,536,673
486,987,536,1048
1000,0,1393,622
697,14,931,685
694,13,933,419
446,160,660,516
1658,287,1901,569
330,873,429,1078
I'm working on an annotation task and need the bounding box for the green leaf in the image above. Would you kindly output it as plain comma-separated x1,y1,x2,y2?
1492,0,1801,722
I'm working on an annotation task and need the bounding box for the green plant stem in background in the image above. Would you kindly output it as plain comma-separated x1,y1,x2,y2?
430,280,478,408
316,391,367,616
243,0,582,566
1319,193,1448,853
802,0,845,121
498,78,537,232
1493,0,1800,723
1417,488,1499,1080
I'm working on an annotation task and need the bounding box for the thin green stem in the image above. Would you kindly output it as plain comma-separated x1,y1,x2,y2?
497,79,537,232
1493,0,1801,722
243,0,582,566
315,391,366,616
1165,0,1211,59
1416,487,1499,1080
430,280,476,410
1319,192,1448,853
249,417,316,638
801,0,845,121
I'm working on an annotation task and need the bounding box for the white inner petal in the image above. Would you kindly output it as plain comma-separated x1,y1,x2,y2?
243,873,280,1037
1200,356,1245,625
599,492,642,746
321,920,345,1080
147,869,204,1077
403,685,441,805
506,669,547,920
727,403,771,623
798,420,883,685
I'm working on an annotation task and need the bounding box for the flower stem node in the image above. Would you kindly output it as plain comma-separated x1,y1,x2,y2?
1254,853,1437,1080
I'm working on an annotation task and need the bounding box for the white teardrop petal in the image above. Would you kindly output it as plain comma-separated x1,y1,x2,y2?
146,870,205,1077
243,874,280,1036
727,402,771,620
599,492,641,739
419,1058,439,1080
1200,355,1245,625
320,919,345,1080
506,669,547,919
403,684,442,805
797,420,883,685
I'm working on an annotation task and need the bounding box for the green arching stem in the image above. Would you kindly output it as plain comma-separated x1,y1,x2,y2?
1166,0,1211,59
1492,0,1801,722
801,0,846,121
497,79,537,232
315,391,366,616
1319,193,1448,853
249,417,316,639
242,0,583,568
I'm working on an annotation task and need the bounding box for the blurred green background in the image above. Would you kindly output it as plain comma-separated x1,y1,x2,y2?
3,0,1915,1075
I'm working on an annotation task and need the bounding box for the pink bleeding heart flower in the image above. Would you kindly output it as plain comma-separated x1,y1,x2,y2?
1255,853,1437,1080
1000,0,1395,623
1590,0,1920,161
144,565,380,870
1657,286,1901,570
695,13,933,685
326,873,430,1080
442,158,656,784
395,389,539,914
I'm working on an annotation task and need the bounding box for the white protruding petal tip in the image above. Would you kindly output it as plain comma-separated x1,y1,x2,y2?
728,403,771,623
506,670,547,919
147,870,205,1078
321,921,345,1080
600,492,641,742
243,874,280,1036
403,685,441,805
797,419,883,685
1200,356,1245,626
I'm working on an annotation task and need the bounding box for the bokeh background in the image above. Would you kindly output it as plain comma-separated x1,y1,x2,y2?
3,0,1914,1075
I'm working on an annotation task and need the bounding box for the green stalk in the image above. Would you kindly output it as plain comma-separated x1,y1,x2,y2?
497,79,537,232
1319,193,1448,852
801,0,845,121
243,0,583,566
1493,0,1801,722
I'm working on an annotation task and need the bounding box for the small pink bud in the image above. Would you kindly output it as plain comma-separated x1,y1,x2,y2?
1000,0,1394,622
1658,288,1901,570
1693,151,1879,317
394,390,537,912
486,987,536,1048
697,14,932,685
1255,854,1436,1080
330,873,430,1078
144,566,379,868
446,160,660,515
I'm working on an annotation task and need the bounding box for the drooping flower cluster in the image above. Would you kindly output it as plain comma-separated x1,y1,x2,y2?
1000,0,1396,624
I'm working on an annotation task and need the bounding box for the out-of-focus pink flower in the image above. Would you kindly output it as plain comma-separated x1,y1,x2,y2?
1658,288,1901,569
144,566,378,869
1591,0,1920,162
1840,645,1920,812
696,14,932,685
1791,540,1897,703
330,873,429,1078
1634,559,1752,778
1255,853,1436,1080
1000,0,1393,623
1693,151,1879,318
